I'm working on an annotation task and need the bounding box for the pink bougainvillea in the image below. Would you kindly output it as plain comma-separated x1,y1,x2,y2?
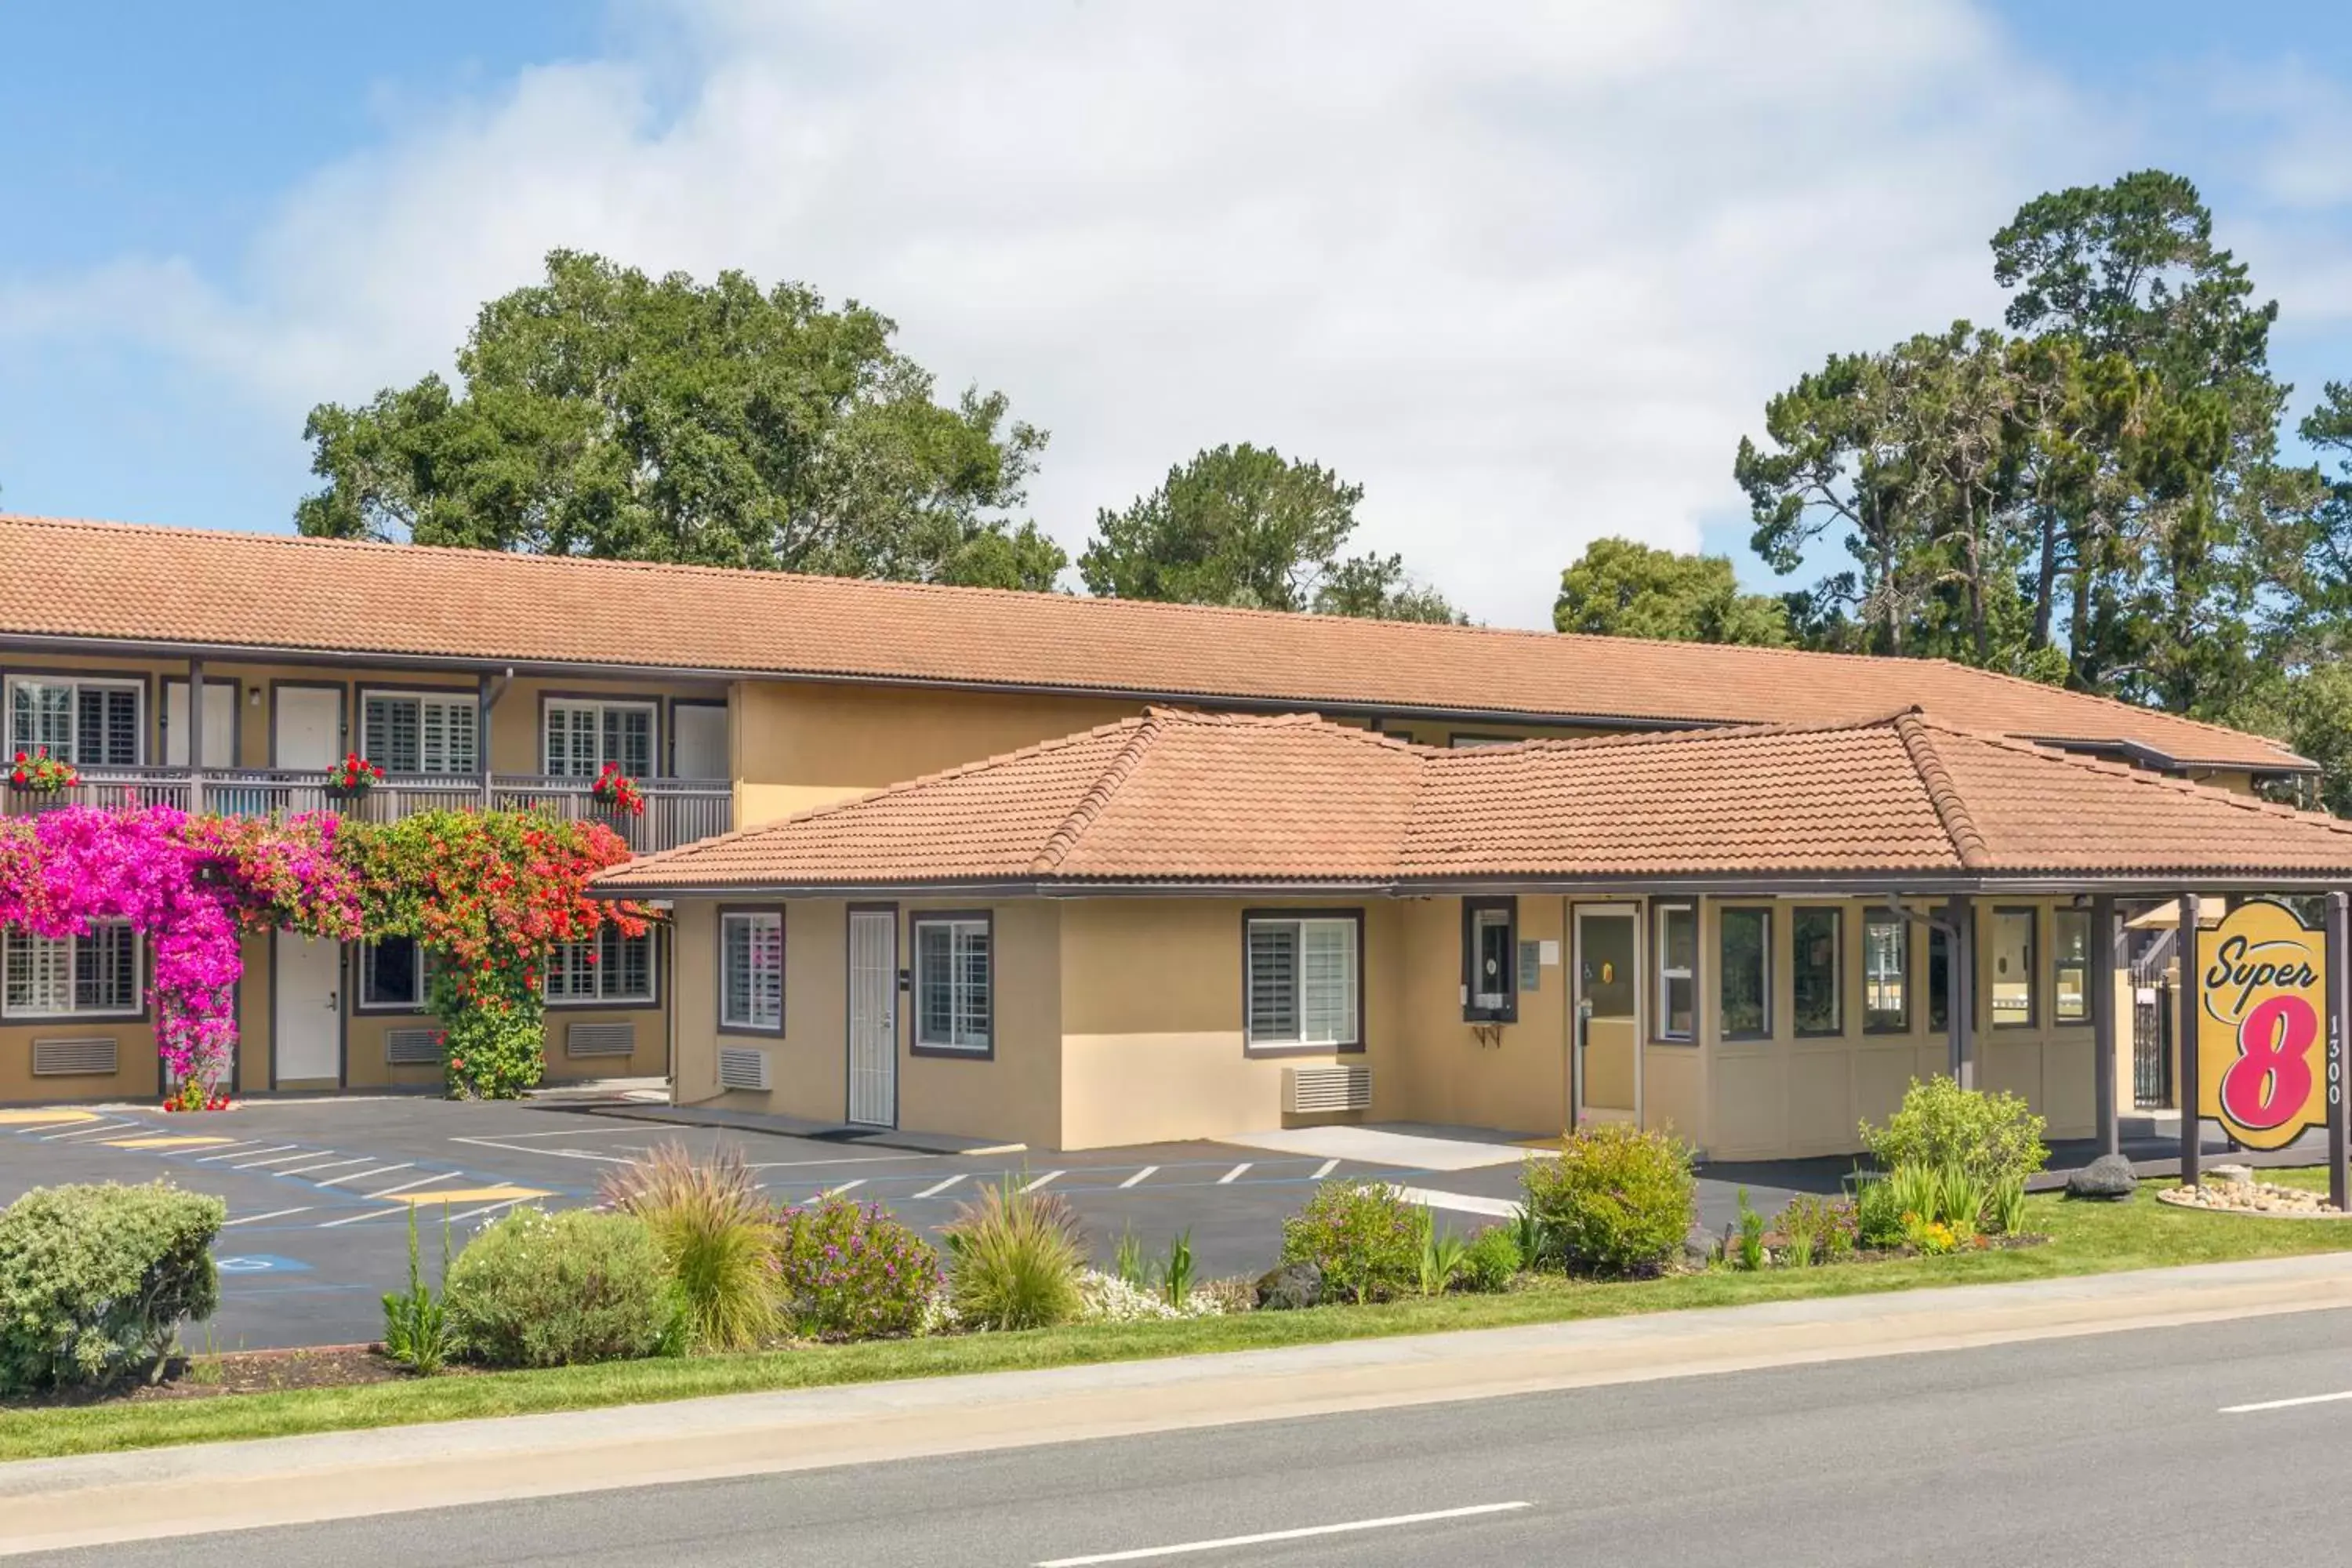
0,807,361,1101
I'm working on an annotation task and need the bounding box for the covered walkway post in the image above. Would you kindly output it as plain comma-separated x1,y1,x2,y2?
2092,895,2119,1159
2177,893,2201,1190
1944,895,1976,1091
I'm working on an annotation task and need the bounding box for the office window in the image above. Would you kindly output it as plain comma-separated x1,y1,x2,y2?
546,927,655,1006
2054,909,2091,1024
1656,902,1696,1041
1719,907,1771,1040
6,677,140,767
361,691,477,775
1462,898,1517,1022
1791,908,1842,1036
1928,924,1951,1033
3,924,138,1018
914,915,992,1051
1245,914,1359,1048
546,700,655,779
1991,908,2036,1027
360,938,425,1010
1864,911,1909,1032
719,912,783,1033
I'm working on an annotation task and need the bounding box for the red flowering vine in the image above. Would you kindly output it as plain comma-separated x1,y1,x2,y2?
588,763,646,817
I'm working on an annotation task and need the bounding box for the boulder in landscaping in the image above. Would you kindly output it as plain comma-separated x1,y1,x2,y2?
2065,1154,2138,1201
1254,1260,1323,1311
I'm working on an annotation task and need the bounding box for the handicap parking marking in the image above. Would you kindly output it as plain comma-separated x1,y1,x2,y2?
213,1254,314,1275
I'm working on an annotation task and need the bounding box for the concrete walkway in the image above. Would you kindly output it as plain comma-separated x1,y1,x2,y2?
7,1251,2352,1557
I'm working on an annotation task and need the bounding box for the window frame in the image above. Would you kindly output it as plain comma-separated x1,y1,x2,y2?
357,686,480,777
2,923,145,1021
544,925,658,1010
1790,906,1843,1038
2053,906,2091,1025
1653,901,1697,1044
542,695,661,780
716,907,786,1036
356,936,427,1014
5,673,146,768
1717,904,1773,1043
1240,907,1366,1056
1461,896,1519,1024
910,909,994,1058
1862,909,1911,1034
1990,906,2038,1030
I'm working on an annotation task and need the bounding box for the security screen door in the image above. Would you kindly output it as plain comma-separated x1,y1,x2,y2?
1575,906,1640,1125
847,909,898,1127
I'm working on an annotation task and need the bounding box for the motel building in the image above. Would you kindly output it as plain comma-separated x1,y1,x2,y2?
4,514,2349,1160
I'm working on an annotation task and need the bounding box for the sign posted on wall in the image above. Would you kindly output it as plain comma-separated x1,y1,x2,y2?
2195,899,2332,1152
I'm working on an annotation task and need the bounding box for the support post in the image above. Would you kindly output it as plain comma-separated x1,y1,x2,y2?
2092,895,2119,1160
2329,891,2349,1213
2178,894,2201,1190
187,659,205,811
1944,895,1976,1091
477,672,499,811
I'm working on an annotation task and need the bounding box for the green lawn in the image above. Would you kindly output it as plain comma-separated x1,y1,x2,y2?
5,1176,2348,1464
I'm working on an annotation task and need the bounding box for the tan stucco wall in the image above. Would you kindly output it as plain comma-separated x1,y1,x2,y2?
1385,896,1570,1138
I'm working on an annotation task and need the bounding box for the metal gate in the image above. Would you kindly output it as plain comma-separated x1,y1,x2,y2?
847,908,897,1127
2129,927,2176,1110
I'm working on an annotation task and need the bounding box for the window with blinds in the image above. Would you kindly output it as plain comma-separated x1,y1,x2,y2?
6,678,140,766
546,927,655,1006
913,916,990,1051
720,912,783,1031
1245,914,1360,1048
3,924,138,1018
360,692,477,775
545,701,655,779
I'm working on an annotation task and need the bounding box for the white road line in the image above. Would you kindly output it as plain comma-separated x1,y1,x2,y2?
448,1197,534,1225
447,1127,629,1141
741,1155,923,1171
268,1156,372,1178
913,1174,967,1200
1119,1166,1159,1189
199,1144,296,1163
1312,1158,1340,1178
316,1163,411,1186
1020,1171,1065,1194
313,1173,474,1225
450,1136,641,1164
1216,1163,1251,1185
1390,1185,1521,1218
38,1120,140,1142
817,1179,868,1200
231,1151,333,1171
361,1171,471,1200
2223,1389,2352,1414
222,1207,312,1227
1035,1501,1533,1566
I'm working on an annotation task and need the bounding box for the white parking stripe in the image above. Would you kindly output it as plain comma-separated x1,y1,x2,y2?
1217,1163,1251,1185
818,1179,867,1200
269,1156,372,1178
450,1136,640,1164
199,1144,296,1163
1313,1158,1340,1178
222,1207,312,1227
232,1150,333,1170
1020,1171,1064,1194
448,1197,534,1225
1120,1166,1159,1189
1390,1184,1520,1218
913,1174,967,1200
1036,1501,1533,1566
2223,1389,2352,1414
39,1120,141,1142
316,1163,410,1186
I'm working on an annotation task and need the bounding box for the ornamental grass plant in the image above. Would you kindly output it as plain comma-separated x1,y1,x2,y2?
942,1178,1087,1330
599,1144,778,1352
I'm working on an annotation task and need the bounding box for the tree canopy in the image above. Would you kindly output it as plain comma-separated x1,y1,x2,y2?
1079,444,1461,622
1553,537,1790,645
296,250,1066,590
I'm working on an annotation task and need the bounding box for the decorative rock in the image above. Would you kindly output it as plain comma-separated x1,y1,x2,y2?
1254,1260,1323,1311
2156,1179,2349,1218
2065,1154,2139,1201
2209,1163,2255,1189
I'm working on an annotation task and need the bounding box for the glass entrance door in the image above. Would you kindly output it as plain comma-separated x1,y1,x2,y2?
1575,906,1639,1126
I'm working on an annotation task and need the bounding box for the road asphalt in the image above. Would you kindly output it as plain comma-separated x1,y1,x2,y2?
19,1305,2352,1566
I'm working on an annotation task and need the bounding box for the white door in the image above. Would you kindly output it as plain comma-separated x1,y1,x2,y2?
163,681,237,768
847,909,897,1127
274,688,342,769
274,935,342,1085
673,703,729,779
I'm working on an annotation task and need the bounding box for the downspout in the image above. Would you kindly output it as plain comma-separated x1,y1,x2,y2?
1561,895,1574,1135
478,669,512,809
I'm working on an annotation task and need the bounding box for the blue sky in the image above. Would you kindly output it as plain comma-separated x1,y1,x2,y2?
3,1,2348,624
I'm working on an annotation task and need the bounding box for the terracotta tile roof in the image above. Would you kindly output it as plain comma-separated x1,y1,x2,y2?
594,707,2352,894
0,514,2303,771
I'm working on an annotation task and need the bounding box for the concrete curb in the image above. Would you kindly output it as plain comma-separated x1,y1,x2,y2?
5,1251,2352,1555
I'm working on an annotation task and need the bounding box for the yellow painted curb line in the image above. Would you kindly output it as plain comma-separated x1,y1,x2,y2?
380,1186,547,1207
0,1109,99,1127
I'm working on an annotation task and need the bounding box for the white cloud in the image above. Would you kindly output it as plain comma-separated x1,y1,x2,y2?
0,0,2096,626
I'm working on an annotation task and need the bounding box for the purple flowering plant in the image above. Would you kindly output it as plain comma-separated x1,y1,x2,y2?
772,1197,942,1340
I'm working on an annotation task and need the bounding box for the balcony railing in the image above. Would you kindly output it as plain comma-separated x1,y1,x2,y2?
4,768,733,855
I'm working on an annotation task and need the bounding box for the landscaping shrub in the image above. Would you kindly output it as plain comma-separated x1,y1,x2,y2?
0,1182,223,1395
1278,1181,1424,1305
1457,1225,1522,1293
1520,1125,1695,1277
1771,1194,1854,1267
944,1179,1086,1330
1861,1076,2048,1187
381,1204,453,1374
445,1208,677,1368
775,1198,942,1341
1852,1172,1906,1248
1417,1219,1468,1296
601,1144,777,1351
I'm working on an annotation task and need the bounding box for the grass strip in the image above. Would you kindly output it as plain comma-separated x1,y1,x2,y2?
5,1178,2349,1462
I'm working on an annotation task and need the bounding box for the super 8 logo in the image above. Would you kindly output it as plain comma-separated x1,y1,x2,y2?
2197,901,2329,1152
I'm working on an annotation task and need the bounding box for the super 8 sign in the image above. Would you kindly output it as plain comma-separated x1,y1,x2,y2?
2196,900,2331,1152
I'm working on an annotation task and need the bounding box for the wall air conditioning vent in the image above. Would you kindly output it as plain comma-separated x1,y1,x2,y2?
31,1036,118,1076
384,1028,441,1066
717,1046,771,1092
1283,1064,1370,1114
565,1022,637,1059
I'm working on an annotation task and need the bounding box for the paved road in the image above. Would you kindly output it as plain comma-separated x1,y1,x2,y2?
24,1308,2352,1566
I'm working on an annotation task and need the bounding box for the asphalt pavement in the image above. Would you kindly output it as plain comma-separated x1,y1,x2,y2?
19,1304,2352,1566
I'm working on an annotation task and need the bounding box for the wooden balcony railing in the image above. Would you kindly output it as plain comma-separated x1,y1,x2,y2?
4,768,733,855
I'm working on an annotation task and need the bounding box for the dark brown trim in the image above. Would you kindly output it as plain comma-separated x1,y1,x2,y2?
1461,895,1519,1024
666,697,730,780
0,664,155,767
536,691,666,776
1717,902,1773,1043
907,907,994,1062
350,935,430,1017
1860,906,1914,1036
1989,904,2039,1030
267,679,350,768
714,905,787,1037
1790,905,1844,1038
1239,906,1367,1056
